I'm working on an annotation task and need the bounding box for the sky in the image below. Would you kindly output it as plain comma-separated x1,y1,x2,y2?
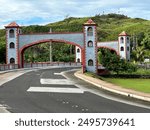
0,0,150,29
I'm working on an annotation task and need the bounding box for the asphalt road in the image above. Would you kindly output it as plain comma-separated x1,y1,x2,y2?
0,67,150,113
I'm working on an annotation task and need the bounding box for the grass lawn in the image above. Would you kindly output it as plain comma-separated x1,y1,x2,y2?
85,72,150,93
103,78,150,93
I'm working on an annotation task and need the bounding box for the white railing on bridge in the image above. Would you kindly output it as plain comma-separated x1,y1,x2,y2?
98,65,105,69
0,62,82,71
0,64,19,71
23,62,82,68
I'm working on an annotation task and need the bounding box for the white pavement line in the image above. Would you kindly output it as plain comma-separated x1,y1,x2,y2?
40,79,75,85
27,87,84,93
75,84,91,91
54,73,62,75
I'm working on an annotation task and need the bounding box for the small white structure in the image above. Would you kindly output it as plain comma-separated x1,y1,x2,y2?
75,46,82,63
144,58,150,63
118,31,130,61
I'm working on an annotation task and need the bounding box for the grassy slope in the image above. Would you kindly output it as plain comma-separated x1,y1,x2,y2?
46,17,89,32
103,78,150,93
46,15,150,41
85,72,150,93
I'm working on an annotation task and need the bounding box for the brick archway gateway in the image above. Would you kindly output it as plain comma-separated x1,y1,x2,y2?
5,19,130,73
19,39,84,68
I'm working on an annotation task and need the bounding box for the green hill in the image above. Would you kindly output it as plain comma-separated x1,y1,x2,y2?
46,14,149,42
0,13,150,63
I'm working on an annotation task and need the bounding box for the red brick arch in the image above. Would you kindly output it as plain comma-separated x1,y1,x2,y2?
97,46,119,55
19,39,83,68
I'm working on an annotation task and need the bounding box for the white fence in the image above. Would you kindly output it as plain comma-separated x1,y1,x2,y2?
138,63,150,69
0,62,82,71
23,62,81,68
0,64,19,71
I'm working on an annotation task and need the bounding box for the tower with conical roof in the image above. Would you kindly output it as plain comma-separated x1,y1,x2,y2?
118,31,130,61
5,22,20,65
83,19,97,73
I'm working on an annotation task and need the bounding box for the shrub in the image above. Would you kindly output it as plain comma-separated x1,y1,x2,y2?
98,48,137,74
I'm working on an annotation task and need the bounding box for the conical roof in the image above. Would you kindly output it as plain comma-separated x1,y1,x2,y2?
119,31,129,36
83,19,97,26
5,22,20,28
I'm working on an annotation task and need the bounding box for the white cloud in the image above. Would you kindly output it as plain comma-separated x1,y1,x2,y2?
0,0,150,29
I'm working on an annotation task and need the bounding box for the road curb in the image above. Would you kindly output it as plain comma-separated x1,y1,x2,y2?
74,71,150,103
0,105,10,113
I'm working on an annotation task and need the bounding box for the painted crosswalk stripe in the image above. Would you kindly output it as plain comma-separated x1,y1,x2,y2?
27,87,84,93
40,79,74,85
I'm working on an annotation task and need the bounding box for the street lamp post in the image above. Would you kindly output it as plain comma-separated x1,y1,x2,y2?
49,28,52,63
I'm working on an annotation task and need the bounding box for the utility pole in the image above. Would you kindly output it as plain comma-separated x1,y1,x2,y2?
132,33,136,50
49,28,52,63
70,45,72,55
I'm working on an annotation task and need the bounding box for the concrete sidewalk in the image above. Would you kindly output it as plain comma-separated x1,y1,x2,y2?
0,70,30,113
74,70,150,102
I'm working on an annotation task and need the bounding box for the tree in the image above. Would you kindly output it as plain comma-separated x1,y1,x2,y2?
131,46,146,63
98,48,137,74
141,32,150,50
131,31,150,63
0,42,5,63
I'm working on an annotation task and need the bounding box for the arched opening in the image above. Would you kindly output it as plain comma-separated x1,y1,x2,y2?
127,37,130,43
97,47,118,65
87,27,93,36
19,39,83,68
97,47,119,74
127,46,130,51
10,58,15,64
9,42,15,48
77,48,80,53
88,59,93,66
77,58,80,63
120,37,124,43
121,46,124,51
9,29,15,38
98,47,118,55
87,40,93,47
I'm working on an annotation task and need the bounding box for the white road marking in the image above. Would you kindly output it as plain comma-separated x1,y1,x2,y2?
54,73,62,75
40,79,74,85
27,87,84,93
75,105,78,108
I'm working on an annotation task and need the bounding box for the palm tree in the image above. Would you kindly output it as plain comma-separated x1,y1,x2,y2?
132,45,145,63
